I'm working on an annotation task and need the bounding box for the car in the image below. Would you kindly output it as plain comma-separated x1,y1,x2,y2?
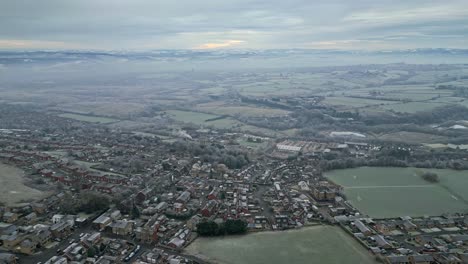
79,233,84,237
69,239,75,244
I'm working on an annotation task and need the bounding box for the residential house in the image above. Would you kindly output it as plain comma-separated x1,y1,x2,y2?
0,234,22,249
167,237,185,249
16,238,38,255
354,220,372,236
408,254,434,264
176,191,191,204
374,235,392,249
31,203,47,215
187,215,202,231
50,221,72,239
24,212,37,225
312,186,336,201
3,212,18,223
92,215,112,230
34,229,52,246
201,200,218,217
110,220,133,236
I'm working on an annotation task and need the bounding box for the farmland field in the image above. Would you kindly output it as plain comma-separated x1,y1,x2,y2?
166,110,280,136
325,167,468,218
0,163,48,206
185,225,376,264
379,102,448,113
195,103,290,117
322,96,395,108
379,131,449,144
59,113,119,123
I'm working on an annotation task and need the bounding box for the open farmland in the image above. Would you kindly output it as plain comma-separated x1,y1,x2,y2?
322,96,397,108
0,163,48,206
379,102,449,113
379,131,449,144
195,103,290,117
325,167,468,218
59,113,119,124
166,110,282,136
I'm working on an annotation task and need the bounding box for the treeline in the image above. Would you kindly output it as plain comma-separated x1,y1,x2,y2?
197,219,248,236
319,150,468,171
59,191,110,214
169,141,250,169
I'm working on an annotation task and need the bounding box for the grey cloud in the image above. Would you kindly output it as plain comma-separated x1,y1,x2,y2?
0,0,467,50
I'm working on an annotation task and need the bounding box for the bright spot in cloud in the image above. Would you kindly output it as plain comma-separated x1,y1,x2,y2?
195,40,245,49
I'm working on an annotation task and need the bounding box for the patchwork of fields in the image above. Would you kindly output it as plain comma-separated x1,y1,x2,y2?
166,110,286,137
325,167,468,218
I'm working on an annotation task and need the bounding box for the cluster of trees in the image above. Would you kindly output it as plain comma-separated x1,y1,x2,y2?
421,171,440,183
197,219,247,236
60,191,110,214
170,141,250,169
320,154,468,172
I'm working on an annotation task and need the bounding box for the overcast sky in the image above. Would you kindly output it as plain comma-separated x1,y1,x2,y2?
1,0,467,50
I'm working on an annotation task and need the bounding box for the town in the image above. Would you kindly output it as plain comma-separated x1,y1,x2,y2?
0,102,468,264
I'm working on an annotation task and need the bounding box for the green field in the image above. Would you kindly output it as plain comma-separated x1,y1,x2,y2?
380,102,448,113
379,131,448,144
166,110,219,123
325,167,468,218
185,226,376,264
322,96,395,108
195,103,290,117
0,163,48,206
59,113,119,123
166,110,280,136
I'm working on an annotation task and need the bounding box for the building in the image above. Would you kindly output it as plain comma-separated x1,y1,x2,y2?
17,239,38,255
50,221,72,238
312,186,336,201
176,191,191,204
408,254,434,264
110,220,133,236
92,215,112,230
167,237,185,249
201,200,218,217
354,220,372,236
2,212,18,223
34,229,52,246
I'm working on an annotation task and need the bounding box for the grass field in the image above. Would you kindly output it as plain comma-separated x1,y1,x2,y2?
380,102,448,113
59,113,119,124
185,225,376,264
166,110,280,136
166,110,219,124
322,96,395,108
0,163,47,206
195,103,290,117
379,131,448,144
325,167,468,218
